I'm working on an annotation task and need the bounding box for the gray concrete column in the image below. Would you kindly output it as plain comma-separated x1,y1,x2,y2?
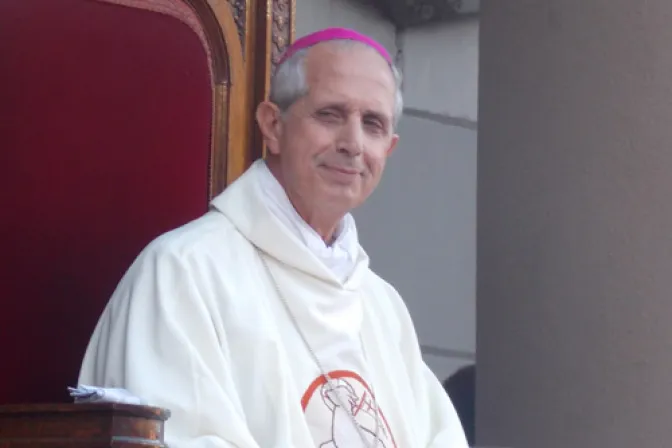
477,1,672,447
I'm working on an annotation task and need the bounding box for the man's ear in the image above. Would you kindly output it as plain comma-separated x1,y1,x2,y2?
255,101,283,155
386,133,400,156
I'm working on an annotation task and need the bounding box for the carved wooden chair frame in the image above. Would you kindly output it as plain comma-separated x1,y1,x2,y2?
189,0,295,196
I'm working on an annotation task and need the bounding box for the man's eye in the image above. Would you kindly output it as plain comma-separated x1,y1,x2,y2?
317,110,337,118
364,119,382,129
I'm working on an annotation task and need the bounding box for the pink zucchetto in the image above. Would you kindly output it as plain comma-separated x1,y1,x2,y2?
277,27,393,66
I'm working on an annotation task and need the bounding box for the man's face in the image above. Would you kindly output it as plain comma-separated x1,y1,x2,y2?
262,42,399,215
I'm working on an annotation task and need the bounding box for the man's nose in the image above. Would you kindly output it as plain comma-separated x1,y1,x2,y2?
336,118,364,156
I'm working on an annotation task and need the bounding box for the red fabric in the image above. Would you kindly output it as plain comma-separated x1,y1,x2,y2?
0,0,213,403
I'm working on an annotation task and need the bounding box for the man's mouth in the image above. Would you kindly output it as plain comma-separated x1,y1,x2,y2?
323,165,360,176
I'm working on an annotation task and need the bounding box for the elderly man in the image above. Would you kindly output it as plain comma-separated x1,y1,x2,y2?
79,28,468,448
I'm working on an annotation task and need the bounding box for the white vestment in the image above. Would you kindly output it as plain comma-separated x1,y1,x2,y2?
255,160,359,282
79,160,469,448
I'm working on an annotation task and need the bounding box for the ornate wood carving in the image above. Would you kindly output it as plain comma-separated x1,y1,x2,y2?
228,0,246,52
271,0,294,69
243,0,294,165
193,0,294,192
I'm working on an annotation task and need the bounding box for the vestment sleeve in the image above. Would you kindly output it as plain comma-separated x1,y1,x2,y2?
393,290,470,448
78,244,261,448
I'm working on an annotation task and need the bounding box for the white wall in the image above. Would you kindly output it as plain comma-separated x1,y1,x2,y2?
390,19,479,383
295,0,479,384
355,115,477,381
400,19,479,122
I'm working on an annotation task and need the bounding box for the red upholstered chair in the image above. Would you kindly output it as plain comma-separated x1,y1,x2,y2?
1,0,214,407
0,0,296,443
0,0,301,399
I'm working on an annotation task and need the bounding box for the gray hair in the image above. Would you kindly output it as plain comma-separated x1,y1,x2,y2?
269,40,404,128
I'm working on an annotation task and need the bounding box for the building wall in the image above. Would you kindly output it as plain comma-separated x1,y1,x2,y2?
295,0,397,55
400,19,479,123
295,0,479,384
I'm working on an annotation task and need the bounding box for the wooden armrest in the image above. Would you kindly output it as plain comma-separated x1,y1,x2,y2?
0,403,170,447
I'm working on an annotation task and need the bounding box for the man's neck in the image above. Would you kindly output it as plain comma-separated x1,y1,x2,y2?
301,213,340,245
265,160,344,245
285,193,343,244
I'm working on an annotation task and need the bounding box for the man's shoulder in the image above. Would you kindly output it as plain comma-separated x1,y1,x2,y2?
108,210,256,308
363,270,409,315
361,270,418,342
364,269,400,299
136,210,250,268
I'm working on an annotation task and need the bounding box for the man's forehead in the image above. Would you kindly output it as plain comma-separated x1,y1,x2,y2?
301,49,395,122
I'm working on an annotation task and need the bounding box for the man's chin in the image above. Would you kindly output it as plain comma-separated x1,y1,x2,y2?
317,185,361,210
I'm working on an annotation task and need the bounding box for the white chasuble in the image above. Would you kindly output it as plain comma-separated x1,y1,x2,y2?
78,160,468,448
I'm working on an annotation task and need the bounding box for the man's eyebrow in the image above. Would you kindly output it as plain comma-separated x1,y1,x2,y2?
319,102,390,118
315,102,348,113
363,110,388,120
